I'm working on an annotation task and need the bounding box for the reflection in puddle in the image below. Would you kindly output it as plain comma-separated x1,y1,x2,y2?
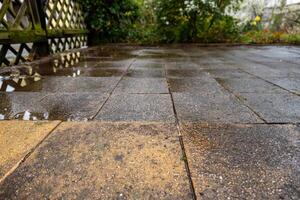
14,111,49,121
0,75,42,92
0,46,165,121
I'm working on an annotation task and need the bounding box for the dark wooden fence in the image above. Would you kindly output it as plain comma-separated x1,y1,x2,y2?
0,0,87,67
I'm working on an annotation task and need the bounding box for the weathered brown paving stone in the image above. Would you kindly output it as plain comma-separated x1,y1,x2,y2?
181,123,300,200
0,121,60,179
0,122,192,199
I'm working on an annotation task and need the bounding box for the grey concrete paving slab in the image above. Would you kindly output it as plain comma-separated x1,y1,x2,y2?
125,69,165,78
115,77,169,93
266,77,300,94
181,123,300,200
96,94,175,122
93,59,133,69
238,63,289,78
166,69,208,78
173,92,262,123
131,61,164,69
0,122,192,199
206,68,254,79
215,77,285,94
168,77,224,93
165,61,201,70
240,93,300,123
258,62,300,75
0,121,60,179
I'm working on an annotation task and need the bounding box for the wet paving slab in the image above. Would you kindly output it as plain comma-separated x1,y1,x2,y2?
0,77,120,93
0,92,109,120
115,77,169,94
95,94,175,122
239,92,300,123
125,68,165,78
206,68,254,79
181,123,300,199
131,61,164,69
166,69,208,78
0,45,299,123
168,77,224,93
215,77,286,94
0,45,300,198
265,77,300,95
173,91,263,123
0,121,60,179
0,122,193,199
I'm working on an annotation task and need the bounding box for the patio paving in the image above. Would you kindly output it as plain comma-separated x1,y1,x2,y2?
0,45,299,199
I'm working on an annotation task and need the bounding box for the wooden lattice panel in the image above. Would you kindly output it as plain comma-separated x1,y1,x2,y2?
45,0,86,31
0,0,32,32
0,0,40,66
0,43,32,66
0,0,87,67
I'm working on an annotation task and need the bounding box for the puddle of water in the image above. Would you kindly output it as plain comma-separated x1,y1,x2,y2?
0,46,158,121
0,75,43,92
14,110,49,121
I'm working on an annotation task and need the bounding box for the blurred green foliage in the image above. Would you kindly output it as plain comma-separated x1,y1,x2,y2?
76,0,300,44
76,0,140,43
153,0,241,43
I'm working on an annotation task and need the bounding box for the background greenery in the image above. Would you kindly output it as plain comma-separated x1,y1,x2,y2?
76,0,300,44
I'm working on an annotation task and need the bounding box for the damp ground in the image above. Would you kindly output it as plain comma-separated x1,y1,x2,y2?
0,45,299,199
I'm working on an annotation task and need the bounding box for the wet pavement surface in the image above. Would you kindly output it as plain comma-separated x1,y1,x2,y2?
0,45,300,199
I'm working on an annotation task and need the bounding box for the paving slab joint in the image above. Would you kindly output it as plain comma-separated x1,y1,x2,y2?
90,58,137,120
165,64,197,199
214,77,268,123
0,121,63,184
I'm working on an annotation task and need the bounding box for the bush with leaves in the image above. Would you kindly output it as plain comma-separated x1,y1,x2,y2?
153,0,242,42
76,0,140,43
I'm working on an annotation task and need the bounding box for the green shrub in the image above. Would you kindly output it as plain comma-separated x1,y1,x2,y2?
76,0,140,43
153,0,241,43
280,33,300,44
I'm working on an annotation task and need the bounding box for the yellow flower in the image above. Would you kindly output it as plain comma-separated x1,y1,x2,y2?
255,16,261,22
251,21,257,26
